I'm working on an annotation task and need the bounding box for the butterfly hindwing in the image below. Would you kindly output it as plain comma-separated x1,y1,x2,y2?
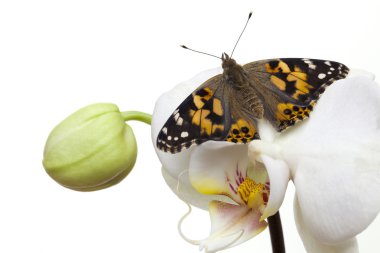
224,117,259,144
244,58,349,131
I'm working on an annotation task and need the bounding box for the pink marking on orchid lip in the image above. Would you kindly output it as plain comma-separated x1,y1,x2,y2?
235,164,245,183
235,178,240,187
229,183,237,194
262,192,268,204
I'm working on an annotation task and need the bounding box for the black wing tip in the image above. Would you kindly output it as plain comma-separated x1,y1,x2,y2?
341,64,350,78
330,62,350,81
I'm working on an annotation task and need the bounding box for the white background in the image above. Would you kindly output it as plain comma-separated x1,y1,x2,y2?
1,0,379,252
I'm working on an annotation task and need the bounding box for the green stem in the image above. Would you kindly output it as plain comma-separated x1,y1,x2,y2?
121,111,152,125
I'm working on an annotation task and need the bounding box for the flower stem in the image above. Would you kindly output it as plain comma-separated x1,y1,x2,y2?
121,111,152,125
268,211,285,253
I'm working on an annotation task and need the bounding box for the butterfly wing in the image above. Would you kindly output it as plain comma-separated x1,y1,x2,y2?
156,75,260,153
244,58,349,131
223,91,260,144
157,75,229,153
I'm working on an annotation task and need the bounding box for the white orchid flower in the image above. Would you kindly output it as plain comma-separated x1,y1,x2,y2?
249,70,380,252
151,67,380,253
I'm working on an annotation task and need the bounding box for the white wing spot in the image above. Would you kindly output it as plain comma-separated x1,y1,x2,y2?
303,59,312,64
330,67,335,71
324,61,332,66
162,127,167,135
181,132,189,138
303,59,316,70
318,73,326,79
174,137,179,141
167,136,172,141
176,117,183,126
328,71,332,75
174,113,179,121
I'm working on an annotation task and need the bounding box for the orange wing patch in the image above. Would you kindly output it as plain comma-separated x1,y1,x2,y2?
189,88,226,138
225,118,258,144
270,75,286,91
212,98,224,116
287,74,313,100
193,87,213,109
266,60,315,100
265,60,291,73
191,109,212,135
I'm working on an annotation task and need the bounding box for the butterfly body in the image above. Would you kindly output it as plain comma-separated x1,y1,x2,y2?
221,53,265,119
157,56,349,153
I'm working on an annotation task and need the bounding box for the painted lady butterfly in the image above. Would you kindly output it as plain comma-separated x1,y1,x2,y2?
157,13,349,153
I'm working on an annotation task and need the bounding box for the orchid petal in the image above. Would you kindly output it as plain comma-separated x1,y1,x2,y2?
277,76,380,243
188,141,249,204
258,154,290,220
199,201,267,252
294,197,359,253
248,120,290,220
161,166,233,210
348,68,375,80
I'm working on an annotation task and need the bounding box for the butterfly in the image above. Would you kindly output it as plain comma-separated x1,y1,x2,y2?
156,54,349,153
156,12,349,153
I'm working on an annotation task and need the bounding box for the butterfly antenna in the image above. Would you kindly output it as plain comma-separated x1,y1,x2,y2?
180,45,221,60
230,11,253,58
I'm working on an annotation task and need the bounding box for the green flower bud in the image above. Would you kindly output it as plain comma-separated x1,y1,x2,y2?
43,103,137,191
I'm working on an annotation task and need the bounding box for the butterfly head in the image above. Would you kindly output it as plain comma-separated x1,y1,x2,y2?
221,53,236,68
221,53,245,85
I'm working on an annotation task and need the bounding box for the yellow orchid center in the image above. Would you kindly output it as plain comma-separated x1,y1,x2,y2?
237,178,266,209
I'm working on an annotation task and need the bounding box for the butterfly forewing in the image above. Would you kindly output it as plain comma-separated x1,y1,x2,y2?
157,75,231,153
244,58,349,131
